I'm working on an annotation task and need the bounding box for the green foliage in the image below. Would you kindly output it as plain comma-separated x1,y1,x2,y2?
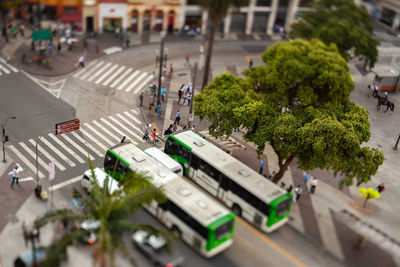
34,158,170,267
194,39,383,186
290,0,380,69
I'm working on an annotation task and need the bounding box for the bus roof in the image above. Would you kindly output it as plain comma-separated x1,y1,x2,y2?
108,143,231,226
171,130,287,203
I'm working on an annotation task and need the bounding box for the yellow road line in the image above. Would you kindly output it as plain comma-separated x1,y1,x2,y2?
237,217,308,267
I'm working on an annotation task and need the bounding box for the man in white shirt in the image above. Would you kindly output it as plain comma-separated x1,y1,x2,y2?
11,166,19,189
78,54,84,68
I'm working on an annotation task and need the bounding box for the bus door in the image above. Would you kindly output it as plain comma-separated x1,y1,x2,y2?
217,174,230,203
156,205,165,223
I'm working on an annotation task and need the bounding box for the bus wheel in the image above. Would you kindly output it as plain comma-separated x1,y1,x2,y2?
232,204,242,217
171,225,181,239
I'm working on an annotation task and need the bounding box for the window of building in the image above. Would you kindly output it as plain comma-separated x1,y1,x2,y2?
64,7,78,14
256,0,270,6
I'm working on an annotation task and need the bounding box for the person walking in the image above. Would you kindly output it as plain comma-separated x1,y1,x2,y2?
294,185,303,202
286,184,293,193
169,63,174,78
125,37,130,48
172,122,178,132
259,159,265,174
78,54,84,68
186,82,192,94
310,177,318,194
19,24,24,37
187,93,192,106
185,55,191,66
377,182,385,193
57,42,62,54
157,104,162,118
249,59,253,69
152,128,157,145
139,92,144,107
161,87,166,102
183,92,187,105
303,171,311,190
10,166,19,189
178,84,185,103
175,110,181,125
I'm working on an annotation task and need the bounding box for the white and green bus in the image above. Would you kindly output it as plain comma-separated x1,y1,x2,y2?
104,142,236,258
164,130,292,233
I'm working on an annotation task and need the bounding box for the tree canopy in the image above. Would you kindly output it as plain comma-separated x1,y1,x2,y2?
290,0,380,69
194,39,383,186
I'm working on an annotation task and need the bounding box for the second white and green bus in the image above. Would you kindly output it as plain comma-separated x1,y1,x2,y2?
164,130,292,233
104,142,236,257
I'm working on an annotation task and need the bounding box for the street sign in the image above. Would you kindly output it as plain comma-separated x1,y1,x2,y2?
55,119,80,135
48,162,55,180
188,114,194,121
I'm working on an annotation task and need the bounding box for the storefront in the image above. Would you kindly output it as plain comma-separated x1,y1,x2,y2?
98,3,128,33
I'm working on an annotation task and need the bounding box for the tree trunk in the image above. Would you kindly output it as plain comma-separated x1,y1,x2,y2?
202,16,217,91
272,155,294,183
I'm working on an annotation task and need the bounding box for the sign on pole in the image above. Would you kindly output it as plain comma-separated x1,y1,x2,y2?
188,114,194,122
48,162,55,181
55,119,80,135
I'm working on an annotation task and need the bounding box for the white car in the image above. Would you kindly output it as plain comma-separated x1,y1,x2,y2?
81,168,119,194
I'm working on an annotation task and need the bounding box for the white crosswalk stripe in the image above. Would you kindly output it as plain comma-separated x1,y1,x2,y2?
0,58,18,73
80,61,105,80
103,66,125,86
9,145,45,178
133,74,154,94
117,70,139,90
88,62,112,82
7,110,144,177
110,68,133,88
28,139,66,171
100,118,138,145
95,64,119,84
124,72,146,92
0,63,11,74
73,59,98,78
41,137,76,167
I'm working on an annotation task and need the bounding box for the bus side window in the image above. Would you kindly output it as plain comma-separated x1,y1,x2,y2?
159,200,170,211
191,155,200,170
105,153,117,171
220,174,231,191
116,161,129,174
179,146,190,161
208,167,221,183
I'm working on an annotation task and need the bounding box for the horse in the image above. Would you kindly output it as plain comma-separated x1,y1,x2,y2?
376,95,395,112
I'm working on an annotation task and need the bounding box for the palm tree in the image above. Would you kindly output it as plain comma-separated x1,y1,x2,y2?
34,160,171,267
196,0,249,90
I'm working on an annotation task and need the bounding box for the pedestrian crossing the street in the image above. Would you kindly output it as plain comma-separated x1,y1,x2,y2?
0,57,19,76
73,60,154,95
8,109,144,179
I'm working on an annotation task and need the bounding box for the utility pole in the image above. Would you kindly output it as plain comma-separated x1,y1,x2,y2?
157,36,164,106
188,62,198,129
394,134,400,150
2,116,16,162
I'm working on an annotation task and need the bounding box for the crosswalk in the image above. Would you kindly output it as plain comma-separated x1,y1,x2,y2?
8,109,144,179
0,58,19,75
378,46,400,57
73,60,154,95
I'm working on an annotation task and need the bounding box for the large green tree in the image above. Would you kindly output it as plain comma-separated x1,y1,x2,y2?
290,0,380,69
34,162,170,267
195,0,249,90
194,39,383,186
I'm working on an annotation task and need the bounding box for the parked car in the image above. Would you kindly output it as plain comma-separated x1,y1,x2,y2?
133,230,185,267
79,219,100,245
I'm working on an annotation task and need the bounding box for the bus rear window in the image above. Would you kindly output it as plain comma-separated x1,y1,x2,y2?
174,169,181,174
276,198,291,217
215,219,233,240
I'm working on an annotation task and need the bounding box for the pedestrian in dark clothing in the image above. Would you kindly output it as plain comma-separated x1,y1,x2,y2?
125,38,130,48
31,41,35,51
280,182,286,189
287,185,293,193
178,84,184,103
377,183,385,193
294,185,303,202
57,42,61,54
139,92,144,107
21,53,26,65
187,93,192,106
11,166,19,188
259,159,265,174
310,178,317,194
249,59,253,69
175,110,181,125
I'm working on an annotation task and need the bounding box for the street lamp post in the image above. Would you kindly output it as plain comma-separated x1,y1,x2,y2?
2,116,16,162
156,32,168,106
188,62,198,129
393,134,400,150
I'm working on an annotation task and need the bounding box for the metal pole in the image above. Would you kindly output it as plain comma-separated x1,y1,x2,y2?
393,134,400,150
157,37,164,106
188,62,198,129
2,125,5,162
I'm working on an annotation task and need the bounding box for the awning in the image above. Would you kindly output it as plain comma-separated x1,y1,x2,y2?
61,13,82,23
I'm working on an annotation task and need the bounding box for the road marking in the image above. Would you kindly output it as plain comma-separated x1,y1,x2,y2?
108,116,143,142
131,109,139,115
133,74,154,94
50,175,82,191
18,142,48,171
116,113,142,133
71,131,103,157
124,72,146,92
88,62,112,82
103,65,125,86
80,61,105,80
73,59,97,78
0,58,18,72
9,145,44,178
41,137,76,167
110,68,132,88
237,217,307,267
100,118,138,145
48,134,85,164
28,139,66,171
0,63,10,74
78,128,108,152
84,122,115,147
117,70,139,90
61,134,94,160
92,120,121,142
123,111,141,124
95,64,119,84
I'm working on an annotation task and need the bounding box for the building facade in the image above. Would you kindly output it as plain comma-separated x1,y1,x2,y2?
372,0,400,35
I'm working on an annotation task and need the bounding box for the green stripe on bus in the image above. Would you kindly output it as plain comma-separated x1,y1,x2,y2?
266,193,292,227
207,213,235,251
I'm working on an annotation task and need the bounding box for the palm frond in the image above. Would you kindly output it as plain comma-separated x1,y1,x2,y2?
34,209,90,229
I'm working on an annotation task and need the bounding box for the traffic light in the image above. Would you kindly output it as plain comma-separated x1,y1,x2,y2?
2,135,8,143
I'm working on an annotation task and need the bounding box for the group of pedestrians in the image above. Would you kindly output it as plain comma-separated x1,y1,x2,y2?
177,83,192,106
